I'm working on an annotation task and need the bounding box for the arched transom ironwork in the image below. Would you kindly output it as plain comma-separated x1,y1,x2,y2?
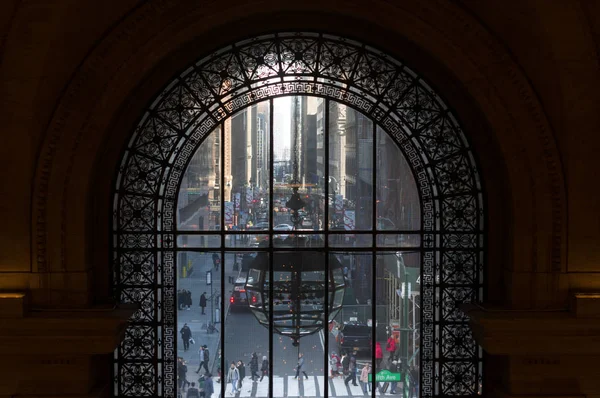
113,32,484,398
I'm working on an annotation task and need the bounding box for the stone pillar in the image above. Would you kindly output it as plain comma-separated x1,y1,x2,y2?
463,292,600,398
0,292,136,397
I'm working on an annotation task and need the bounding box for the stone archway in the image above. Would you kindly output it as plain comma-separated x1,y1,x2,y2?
27,1,566,396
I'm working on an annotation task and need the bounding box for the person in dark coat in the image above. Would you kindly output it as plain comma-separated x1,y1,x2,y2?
259,355,269,382
202,345,210,374
199,292,207,315
249,352,260,381
344,351,358,386
203,373,214,398
180,323,192,351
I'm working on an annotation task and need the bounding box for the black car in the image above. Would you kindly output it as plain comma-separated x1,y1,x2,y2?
337,324,372,354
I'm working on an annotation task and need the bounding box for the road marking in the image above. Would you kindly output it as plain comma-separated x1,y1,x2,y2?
332,377,349,396
273,376,284,397
254,379,269,397
314,376,325,397
288,375,300,396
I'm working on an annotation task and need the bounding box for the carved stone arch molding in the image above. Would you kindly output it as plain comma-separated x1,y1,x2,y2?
31,1,564,307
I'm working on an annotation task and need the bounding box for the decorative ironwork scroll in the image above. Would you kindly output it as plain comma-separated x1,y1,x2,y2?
113,32,484,397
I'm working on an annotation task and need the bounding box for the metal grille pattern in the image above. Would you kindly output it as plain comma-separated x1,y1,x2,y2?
113,32,484,397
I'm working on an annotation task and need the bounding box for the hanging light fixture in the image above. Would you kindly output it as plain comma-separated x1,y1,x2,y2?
244,96,346,346
245,247,346,346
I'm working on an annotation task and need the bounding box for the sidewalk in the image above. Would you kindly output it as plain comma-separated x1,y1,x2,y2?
177,251,239,385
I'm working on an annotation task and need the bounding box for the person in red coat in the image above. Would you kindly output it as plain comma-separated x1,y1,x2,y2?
375,341,383,369
386,336,397,361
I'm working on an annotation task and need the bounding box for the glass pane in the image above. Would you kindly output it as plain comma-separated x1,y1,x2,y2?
328,234,373,248
176,251,222,394
224,101,271,231
273,96,325,231
176,234,220,248
224,233,269,248
177,127,221,231
329,102,374,230
376,251,421,396
273,233,325,248
376,234,421,248
223,251,270,396
327,252,373,397
376,126,421,230
272,251,326,398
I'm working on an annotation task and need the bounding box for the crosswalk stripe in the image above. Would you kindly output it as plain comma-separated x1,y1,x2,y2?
254,379,269,397
238,381,254,397
331,377,348,396
273,376,285,397
348,381,364,396
309,376,323,397
288,375,300,396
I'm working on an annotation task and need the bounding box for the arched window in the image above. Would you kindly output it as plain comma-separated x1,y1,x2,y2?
113,32,484,398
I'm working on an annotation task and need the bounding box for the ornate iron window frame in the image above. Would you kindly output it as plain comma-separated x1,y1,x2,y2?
112,32,485,397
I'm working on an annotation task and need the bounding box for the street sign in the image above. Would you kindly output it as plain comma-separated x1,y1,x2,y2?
368,370,402,382
206,270,212,286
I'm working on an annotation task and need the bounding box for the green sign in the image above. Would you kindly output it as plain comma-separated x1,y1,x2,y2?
368,370,402,382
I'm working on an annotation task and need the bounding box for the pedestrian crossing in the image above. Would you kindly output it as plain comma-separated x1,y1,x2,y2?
210,376,402,397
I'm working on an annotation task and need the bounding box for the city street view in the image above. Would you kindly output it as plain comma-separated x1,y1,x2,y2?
175,96,421,397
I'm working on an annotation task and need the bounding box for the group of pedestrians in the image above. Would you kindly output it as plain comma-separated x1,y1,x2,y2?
226,353,269,396
178,289,193,310
178,357,215,398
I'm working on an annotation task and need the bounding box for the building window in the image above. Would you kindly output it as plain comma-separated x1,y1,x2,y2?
113,32,484,398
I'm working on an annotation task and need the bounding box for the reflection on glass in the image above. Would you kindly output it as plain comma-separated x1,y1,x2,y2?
376,126,421,231
271,251,326,398
177,127,221,231
176,251,222,395
273,96,325,232
329,102,374,231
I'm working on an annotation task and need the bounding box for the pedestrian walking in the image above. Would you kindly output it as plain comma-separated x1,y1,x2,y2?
375,342,383,369
329,352,341,378
180,323,192,352
186,381,200,398
259,356,269,382
203,373,214,398
202,345,210,374
359,363,372,394
227,362,239,395
341,352,349,376
294,352,308,380
199,292,207,315
212,253,220,270
249,352,260,381
388,360,399,394
178,357,191,391
236,360,246,389
410,365,419,398
196,346,205,374
344,351,358,386
386,335,397,361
